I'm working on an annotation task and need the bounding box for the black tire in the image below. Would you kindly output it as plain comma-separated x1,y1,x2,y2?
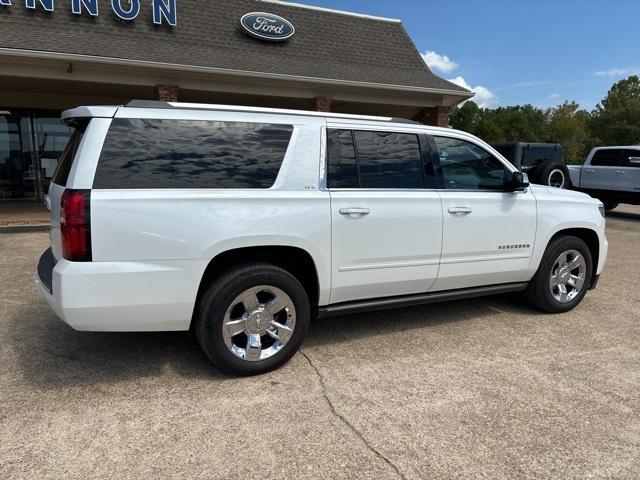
525,235,593,313
540,162,571,189
195,263,310,376
602,200,619,211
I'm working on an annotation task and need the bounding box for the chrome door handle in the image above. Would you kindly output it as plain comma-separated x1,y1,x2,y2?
448,206,472,214
615,170,625,174
585,169,595,173
339,207,370,216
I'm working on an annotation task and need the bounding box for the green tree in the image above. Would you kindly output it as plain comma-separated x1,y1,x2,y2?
450,102,548,144
545,101,590,164
449,101,481,134
591,75,640,145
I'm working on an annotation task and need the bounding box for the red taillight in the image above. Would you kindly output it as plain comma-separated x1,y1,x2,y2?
61,189,91,262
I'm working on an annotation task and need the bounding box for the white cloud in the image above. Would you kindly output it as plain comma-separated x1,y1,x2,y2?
594,67,639,77
421,50,458,73
447,76,498,108
419,51,496,107
547,93,560,100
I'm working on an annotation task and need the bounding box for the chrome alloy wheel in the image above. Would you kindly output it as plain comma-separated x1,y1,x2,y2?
549,249,587,303
222,285,296,362
548,169,566,188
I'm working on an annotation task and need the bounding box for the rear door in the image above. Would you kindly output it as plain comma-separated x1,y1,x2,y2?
622,149,640,193
580,148,624,191
327,126,443,304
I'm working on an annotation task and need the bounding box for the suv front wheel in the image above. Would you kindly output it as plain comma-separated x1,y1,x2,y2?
195,263,310,375
525,235,593,313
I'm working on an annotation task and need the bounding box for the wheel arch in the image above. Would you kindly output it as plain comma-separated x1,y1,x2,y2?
548,227,599,284
192,245,321,327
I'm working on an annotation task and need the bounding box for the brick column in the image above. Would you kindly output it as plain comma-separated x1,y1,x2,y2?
311,96,332,112
155,85,179,102
414,106,450,127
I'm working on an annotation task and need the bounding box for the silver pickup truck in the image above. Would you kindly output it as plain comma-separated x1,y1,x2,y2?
568,146,640,210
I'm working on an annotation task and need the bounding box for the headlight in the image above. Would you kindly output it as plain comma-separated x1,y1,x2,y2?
598,204,605,218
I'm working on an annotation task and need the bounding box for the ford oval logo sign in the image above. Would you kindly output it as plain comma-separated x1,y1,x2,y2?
240,12,295,42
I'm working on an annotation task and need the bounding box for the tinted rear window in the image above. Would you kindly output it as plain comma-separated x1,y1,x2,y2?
93,119,293,189
522,146,562,166
51,121,87,187
493,145,515,162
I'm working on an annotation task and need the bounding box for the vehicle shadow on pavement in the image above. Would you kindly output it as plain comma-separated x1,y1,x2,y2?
11,305,225,389
11,295,541,388
607,209,640,222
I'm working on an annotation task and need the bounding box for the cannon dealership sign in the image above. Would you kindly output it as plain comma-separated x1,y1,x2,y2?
0,0,178,26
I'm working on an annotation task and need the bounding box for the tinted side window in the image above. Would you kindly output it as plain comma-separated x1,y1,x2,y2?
493,145,515,162
591,149,623,167
93,119,293,189
522,146,562,167
353,131,423,189
434,136,508,190
327,129,359,188
623,149,640,167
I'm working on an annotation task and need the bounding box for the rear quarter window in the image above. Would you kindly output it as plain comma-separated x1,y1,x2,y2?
92,119,294,189
51,120,87,187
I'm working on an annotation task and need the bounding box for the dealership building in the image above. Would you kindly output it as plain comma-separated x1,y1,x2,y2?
0,0,472,205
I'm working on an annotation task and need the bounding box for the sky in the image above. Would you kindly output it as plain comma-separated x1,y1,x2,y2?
293,0,640,110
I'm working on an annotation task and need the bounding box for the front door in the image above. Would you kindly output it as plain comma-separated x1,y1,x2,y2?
327,127,443,304
430,135,537,291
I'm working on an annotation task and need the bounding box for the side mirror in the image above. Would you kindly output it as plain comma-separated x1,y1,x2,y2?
506,171,529,192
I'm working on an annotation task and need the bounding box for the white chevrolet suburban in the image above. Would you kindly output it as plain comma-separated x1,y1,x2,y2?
37,101,608,375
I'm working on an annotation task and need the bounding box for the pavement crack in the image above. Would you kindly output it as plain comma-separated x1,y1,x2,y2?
300,350,408,480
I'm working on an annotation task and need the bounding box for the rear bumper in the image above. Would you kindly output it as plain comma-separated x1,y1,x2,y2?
37,248,56,294
35,251,206,332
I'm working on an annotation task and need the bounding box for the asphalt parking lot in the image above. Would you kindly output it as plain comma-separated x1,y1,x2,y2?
1,206,639,480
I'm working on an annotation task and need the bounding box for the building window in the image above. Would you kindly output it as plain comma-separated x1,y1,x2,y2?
0,109,72,201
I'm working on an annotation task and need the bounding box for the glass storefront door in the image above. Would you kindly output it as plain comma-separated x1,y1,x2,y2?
0,109,72,201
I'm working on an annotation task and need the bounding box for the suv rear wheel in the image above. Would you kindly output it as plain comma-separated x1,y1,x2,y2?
525,235,592,313
195,263,310,375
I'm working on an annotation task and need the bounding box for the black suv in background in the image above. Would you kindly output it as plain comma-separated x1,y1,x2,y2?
492,142,570,188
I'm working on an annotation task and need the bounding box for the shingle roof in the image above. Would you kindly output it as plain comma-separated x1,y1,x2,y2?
1,0,470,95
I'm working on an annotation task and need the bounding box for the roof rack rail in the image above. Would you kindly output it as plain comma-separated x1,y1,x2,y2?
125,100,174,108
389,117,422,126
121,100,429,126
